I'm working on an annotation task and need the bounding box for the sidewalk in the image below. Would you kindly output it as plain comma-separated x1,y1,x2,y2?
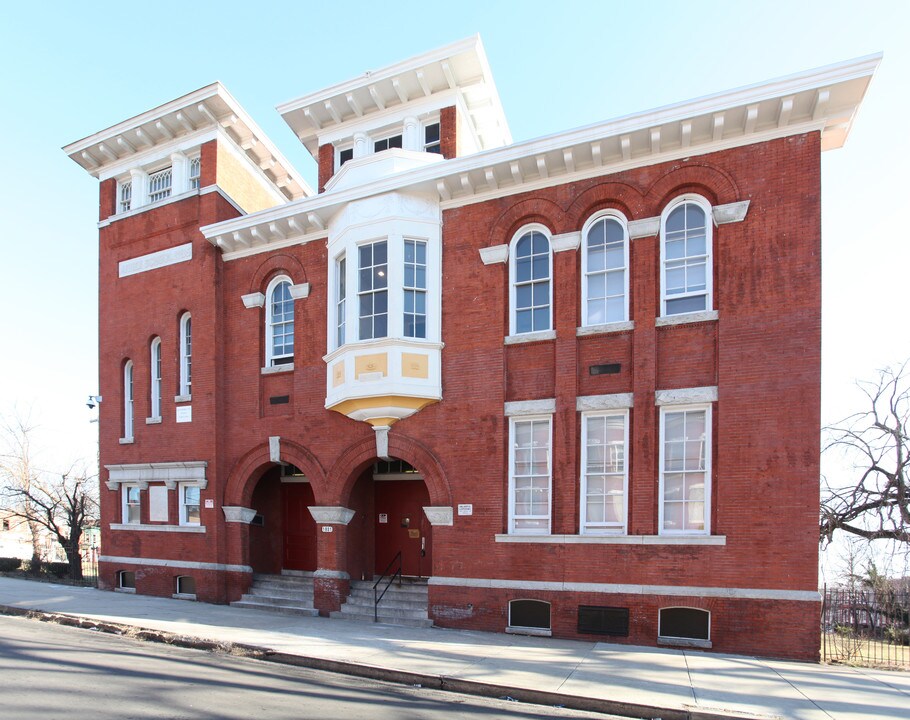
0,577,906,720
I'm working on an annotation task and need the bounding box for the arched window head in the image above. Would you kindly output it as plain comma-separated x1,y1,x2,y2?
661,197,712,316
179,313,192,397
123,360,134,441
510,227,552,335
266,276,294,366
149,338,161,419
582,212,629,326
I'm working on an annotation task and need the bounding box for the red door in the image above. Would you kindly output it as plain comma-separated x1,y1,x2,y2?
282,482,316,571
374,480,432,577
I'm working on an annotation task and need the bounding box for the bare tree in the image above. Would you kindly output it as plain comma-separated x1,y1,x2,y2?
0,412,46,569
821,363,910,550
2,469,98,580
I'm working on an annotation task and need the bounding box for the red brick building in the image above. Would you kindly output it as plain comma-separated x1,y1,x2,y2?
65,37,879,660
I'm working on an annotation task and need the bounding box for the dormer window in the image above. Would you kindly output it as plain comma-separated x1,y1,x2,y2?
148,166,172,203
424,123,441,154
374,134,403,152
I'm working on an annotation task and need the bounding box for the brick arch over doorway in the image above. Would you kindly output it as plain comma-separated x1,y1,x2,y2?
327,432,452,509
224,438,327,508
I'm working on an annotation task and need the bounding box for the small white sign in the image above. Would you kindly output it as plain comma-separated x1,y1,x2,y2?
458,504,473,516
321,525,333,533
176,406,192,423
119,242,192,278
204,499,214,509
379,513,388,524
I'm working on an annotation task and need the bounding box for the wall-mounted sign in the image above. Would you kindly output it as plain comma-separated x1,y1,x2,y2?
458,504,473,516
408,529,420,539
378,513,388,524
204,499,214,509
321,525,333,533
176,406,192,423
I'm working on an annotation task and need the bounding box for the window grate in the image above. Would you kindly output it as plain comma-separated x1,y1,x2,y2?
578,605,629,636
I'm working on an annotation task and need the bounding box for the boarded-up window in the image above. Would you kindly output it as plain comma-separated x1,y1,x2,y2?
509,599,551,630
578,606,629,636
659,607,710,641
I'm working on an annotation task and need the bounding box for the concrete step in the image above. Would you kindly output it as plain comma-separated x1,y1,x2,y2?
230,600,319,617
280,569,316,578
341,596,429,612
349,585,428,599
329,610,432,628
251,580,315,594
239,594,314,609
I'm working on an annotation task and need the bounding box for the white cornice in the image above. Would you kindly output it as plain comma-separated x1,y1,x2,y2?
201,52,879,258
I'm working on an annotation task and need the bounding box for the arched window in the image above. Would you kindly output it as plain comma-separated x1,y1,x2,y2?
582,212,628,326
179,313,192,396
510,227,552,335
266,276,294,366
149,338,161,419
123,360,134,440
660,196,712,316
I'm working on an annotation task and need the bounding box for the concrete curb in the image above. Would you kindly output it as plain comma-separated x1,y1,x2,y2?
0,605,779,720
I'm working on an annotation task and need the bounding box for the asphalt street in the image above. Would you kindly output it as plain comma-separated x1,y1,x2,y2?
0,615,622,720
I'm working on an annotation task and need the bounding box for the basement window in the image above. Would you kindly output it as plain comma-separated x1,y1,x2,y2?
117,570,136,592
507,599,551,636
658,607,711,648
175,575,196,598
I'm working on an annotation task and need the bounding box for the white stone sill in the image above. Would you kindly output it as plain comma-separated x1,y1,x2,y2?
119,437,133,445
495,534,726,546
504,330,556,345
114,587,136,594
172,593,197,601
145,417,162,425
261,363,294,375
110,523,206,533
174,394,192,403
576,321,634,336
655,310,718,327
658,636,712,649
506,626,552,637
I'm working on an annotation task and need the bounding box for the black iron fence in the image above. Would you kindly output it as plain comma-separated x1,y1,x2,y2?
822,585,910,668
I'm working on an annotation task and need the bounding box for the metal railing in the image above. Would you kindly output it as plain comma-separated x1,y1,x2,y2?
822,584,909,668
373,551,402,622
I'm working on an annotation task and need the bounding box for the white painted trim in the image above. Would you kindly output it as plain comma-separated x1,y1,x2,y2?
656,310,718,327
504,330,555,345
428,576,821,602
551,231,581,253
576,321,634,336
576,394,634,412
110,523,206,533
242,292,265,309
495,534,726,545
627,216,660,239
100,555,252,573
655,386,718,406
479,245,509,265
422,506,454,526
712,200,750,225
308,506,355,524
580,210,629,326
504,399,556,416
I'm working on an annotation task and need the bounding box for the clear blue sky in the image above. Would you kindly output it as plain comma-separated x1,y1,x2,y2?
1,0,907,549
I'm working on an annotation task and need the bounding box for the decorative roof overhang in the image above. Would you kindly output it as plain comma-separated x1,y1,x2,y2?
277,35,512,157
202,53,880,258
63,82,312,200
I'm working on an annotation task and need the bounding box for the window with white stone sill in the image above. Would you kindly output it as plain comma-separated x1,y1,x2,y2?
580,411,628,534
122,485,141,525
265,276,294,367
659,404,711,534
582,212,629,326
122,360,134,441
508,416,552,534
179,484,201,526
660,195,713,317
149,338,162,420
178,313,192,397
509,226,552,336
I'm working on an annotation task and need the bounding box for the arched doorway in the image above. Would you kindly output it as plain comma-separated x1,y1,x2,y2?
345,457,433,580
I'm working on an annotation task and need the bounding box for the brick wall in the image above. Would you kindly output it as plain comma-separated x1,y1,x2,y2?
440,105,457,159
318,144,334,193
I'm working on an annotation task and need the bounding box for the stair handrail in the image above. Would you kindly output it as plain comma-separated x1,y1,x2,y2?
373,551,402,622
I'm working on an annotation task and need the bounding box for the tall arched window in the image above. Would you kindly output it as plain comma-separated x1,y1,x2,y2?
266,276,294,366
510,227,552,335
582,212,629,326
149,338,161,419
661,196,713,316
179,313,192,397
123,360,134,441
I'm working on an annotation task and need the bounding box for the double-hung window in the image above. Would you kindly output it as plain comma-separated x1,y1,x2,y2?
179,484,201,526
511,228,552,335
188,157,201,190
123,486,140,524
509,417,552,534
358,240,388,340
423,122,441,154
583,214,628,325
336,255,346,347
581,412,628,534
148,166,172,203
179,313,192,397
266,277,294,366
119,181,132,213
403,239,427,338
150,338,161,419
374,134,403,152
123,361,134,441
661,197,712,316
659,405,711,534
